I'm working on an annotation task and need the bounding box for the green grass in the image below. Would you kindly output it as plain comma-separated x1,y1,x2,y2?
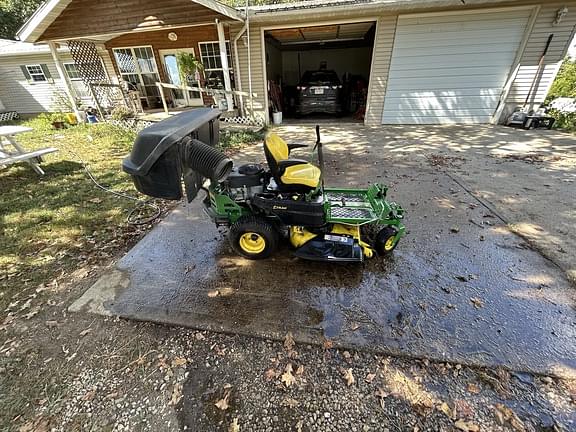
0,118,264,311
0,117,145,310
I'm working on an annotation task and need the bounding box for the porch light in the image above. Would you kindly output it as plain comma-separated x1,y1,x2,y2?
168,32,178,41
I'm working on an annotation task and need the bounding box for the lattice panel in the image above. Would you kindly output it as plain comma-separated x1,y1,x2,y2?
0,112,19,122
67,40,126,113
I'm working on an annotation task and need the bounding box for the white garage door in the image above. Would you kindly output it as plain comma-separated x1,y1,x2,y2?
382,9,532,124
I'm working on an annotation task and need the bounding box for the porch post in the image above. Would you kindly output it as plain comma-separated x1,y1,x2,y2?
215,19,234,111
48,41,82,122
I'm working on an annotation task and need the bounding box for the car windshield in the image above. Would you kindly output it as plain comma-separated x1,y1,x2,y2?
300,70,340,85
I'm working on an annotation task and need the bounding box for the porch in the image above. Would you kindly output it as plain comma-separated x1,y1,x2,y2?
20,0,259,123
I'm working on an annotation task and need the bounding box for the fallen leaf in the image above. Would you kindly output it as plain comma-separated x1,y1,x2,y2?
264,368,279,381
450,226,460,233
82,389,96,401
365,373,376,383
494,403,525,431
215,390,230,410
351,323,360,331
79,328,92,337
281,363,296,387
89,198,102,204
228,418,240,432
281,397,300,408
375,387,388,408
343,368,355,386
466,382,481,394
284,332,295,352
207,290,219,298
295,420,304,432
322,338,334,350
170,383,183,406
470,297,484,309
172,357,187,367
439,402,453,418
454,420,479,432
195,332,205,341
295,365,304,376
454,399,474,419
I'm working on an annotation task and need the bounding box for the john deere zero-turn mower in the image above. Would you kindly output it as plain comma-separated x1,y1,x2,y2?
122,108,405,262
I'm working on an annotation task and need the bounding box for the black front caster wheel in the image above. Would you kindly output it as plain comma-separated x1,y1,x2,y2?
374,226,400,256
229,217,279,260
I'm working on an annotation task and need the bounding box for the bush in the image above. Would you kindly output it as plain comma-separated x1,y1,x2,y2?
547,108,576,132
219,129,265,150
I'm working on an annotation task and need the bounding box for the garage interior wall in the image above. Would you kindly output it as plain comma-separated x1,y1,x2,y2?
280,48,372,86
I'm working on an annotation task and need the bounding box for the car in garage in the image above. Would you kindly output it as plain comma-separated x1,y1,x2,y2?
295,70,343,116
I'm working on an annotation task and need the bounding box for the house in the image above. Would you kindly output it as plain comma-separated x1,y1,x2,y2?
0,38,93,116
13,0,576,125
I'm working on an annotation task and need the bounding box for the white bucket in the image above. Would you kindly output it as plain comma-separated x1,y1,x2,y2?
272,111,283,125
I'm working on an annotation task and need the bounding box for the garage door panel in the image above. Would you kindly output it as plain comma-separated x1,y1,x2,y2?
383,114,493,125
389,52,515,70
382,9,530,124
382,95,500,111
391,44,519,58
387,75,509,90
388,65,514,80
384,89,502,99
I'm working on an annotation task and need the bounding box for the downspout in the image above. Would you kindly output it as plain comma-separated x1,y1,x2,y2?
233,22,247,115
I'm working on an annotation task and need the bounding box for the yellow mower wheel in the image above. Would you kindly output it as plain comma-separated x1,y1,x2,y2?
239,233,266,254
374,226,399,256
230,217,279,260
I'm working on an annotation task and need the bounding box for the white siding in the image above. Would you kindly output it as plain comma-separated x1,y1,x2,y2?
0,53,68,114
504,2,576,114
365,15,397,125
382,9,532,124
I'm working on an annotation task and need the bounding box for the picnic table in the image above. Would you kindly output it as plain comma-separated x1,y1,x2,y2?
0,126,58,175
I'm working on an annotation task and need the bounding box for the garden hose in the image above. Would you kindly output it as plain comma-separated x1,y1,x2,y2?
60,144,161,226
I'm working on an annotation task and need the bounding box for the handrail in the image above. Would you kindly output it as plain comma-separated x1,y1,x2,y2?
155,82,257,115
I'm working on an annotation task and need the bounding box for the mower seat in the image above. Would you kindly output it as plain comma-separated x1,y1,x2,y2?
264,133,321,192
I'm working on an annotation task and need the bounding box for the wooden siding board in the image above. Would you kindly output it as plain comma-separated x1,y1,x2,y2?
40,0,230,41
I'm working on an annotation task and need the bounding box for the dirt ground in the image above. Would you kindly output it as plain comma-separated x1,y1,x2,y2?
2,123,576,431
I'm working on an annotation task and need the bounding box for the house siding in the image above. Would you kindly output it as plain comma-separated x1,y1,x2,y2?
0,53,71,114
503,2,576,116
365,15,397,125
39,0,230,41
236,1,576,125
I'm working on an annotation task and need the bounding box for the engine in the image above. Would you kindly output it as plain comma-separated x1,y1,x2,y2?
222,163,266,202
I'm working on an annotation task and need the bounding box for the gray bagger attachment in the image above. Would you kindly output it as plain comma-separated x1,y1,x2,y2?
122,108,233,202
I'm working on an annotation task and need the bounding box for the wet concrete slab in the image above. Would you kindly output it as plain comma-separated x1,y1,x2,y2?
71,160,576,378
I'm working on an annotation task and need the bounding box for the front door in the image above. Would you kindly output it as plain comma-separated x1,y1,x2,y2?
159,48,203,107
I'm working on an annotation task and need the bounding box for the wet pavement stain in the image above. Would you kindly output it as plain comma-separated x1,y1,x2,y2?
72,164,576,378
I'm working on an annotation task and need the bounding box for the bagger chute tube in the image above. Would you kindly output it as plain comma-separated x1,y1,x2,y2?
122,108,405,262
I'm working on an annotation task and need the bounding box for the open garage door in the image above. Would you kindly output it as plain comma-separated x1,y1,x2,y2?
264,21,375,123
382,9,532,124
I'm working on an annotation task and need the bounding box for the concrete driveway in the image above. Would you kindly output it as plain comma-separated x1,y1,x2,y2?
72,123,576,378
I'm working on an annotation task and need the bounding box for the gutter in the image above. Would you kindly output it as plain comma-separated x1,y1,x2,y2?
246,0,528,21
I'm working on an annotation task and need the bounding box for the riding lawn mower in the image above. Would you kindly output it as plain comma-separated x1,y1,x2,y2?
122,108,405,262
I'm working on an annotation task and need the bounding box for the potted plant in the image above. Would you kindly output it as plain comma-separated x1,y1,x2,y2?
176,52,204,88
50,112,66,129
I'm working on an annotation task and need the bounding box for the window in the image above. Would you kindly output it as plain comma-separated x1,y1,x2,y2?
199,41,233,89
63,63,81,80
112,46,161,99
25,64,48,82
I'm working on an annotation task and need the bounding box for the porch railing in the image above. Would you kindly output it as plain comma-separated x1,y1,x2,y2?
155,82,257,118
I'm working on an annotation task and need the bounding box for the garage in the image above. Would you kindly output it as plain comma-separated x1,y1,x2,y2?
382,9,532,124
264,21,376,122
